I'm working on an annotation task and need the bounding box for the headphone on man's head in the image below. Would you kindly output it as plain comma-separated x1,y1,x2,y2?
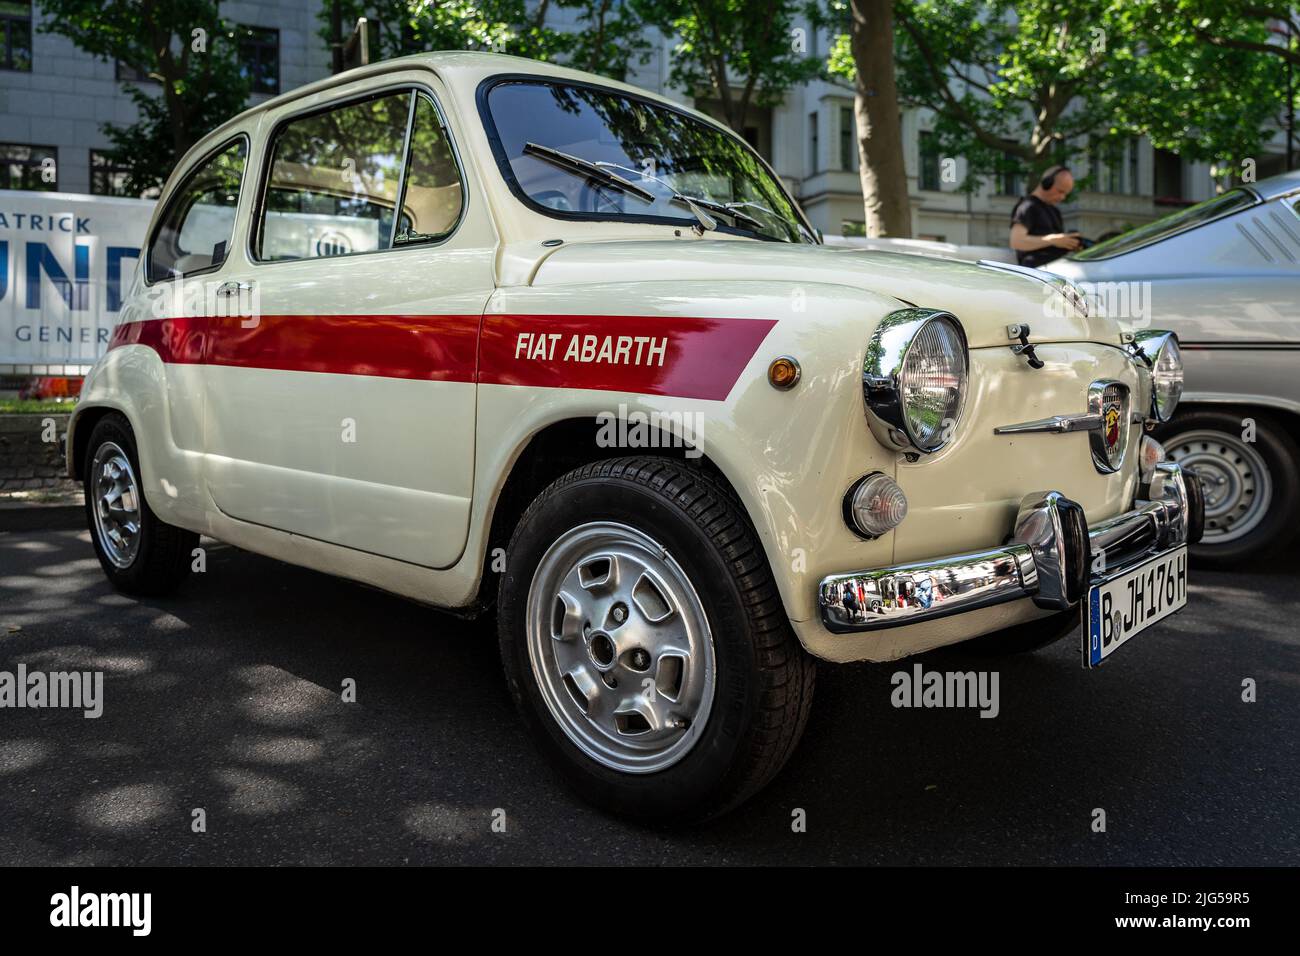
1040,165,1070,189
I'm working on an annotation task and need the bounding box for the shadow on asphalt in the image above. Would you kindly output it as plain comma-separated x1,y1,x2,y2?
0,521,1296,865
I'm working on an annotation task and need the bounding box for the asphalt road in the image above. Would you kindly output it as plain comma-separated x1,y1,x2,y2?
1,507,1297,865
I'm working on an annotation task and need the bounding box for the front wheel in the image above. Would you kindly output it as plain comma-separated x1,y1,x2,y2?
83,413,198,595
497,457,815,822
1157,409,1300,567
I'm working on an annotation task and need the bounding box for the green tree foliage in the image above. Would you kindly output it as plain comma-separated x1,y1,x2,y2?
830,0,1280,190
1161,0,1298,67
38,0,252,195
1117,1,1296,175
320,0,652,80
630,0,828,133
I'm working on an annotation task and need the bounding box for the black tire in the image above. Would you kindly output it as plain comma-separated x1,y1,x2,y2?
962,607,1080,656
497,457,815,823
1156,408,1300,568
83,413,198,595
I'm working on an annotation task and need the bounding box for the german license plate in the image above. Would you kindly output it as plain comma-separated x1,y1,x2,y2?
1084,547,1188,667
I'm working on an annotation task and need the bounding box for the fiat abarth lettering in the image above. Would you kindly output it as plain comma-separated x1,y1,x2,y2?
67,52,1205,821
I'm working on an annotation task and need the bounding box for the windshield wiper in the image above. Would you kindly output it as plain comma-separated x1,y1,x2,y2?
591,160,718,233
678,195,764,230
523,143,655,203
591,159,763,231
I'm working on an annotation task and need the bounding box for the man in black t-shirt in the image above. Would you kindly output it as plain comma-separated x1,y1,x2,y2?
1008,165,1081,268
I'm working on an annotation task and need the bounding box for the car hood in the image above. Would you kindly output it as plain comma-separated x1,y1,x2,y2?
531,239,1117,348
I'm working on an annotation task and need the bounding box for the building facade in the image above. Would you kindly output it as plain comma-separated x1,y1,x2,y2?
0,0,332,195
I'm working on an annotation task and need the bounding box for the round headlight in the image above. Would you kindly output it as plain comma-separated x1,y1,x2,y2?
1150,335,1183,422
898,317,968,452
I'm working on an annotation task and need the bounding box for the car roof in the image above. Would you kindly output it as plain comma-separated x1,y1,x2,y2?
1250,167,1300,201
204,51,715,145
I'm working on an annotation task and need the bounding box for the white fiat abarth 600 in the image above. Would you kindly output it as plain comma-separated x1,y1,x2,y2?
68,52,1204,821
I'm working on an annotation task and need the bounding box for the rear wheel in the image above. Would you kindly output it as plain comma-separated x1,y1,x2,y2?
1157,408,1300,567
84,413,198,595
497,457,815,822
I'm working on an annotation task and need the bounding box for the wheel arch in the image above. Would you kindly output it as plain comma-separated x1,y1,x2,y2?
1165,398,1300,452
475,416,762,608
68,402,133,481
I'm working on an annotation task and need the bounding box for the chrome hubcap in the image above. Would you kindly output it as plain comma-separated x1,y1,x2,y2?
90,442,142,568
525,521,715,774
1166,429,1272,544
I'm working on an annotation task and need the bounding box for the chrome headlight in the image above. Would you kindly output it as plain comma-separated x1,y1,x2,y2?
1133,330,1183,422
863,309,969,454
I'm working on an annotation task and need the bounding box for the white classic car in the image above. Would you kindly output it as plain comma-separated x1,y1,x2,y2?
1046,172,1300,566
67,53,1203,821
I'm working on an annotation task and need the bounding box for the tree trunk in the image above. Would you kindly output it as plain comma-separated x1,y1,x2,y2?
850,0,911,238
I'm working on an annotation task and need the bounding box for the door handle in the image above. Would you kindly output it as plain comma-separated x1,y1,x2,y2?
215,281,251,298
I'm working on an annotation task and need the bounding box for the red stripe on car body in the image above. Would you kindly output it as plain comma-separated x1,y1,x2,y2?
480,313,776,401
109,312,776,401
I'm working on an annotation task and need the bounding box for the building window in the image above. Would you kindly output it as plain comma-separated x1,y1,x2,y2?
920,131,941,191
1128,138,1139,196
237,25,279,95
1153,148,1184,204
809,111,819,174
839,106,854,171
1,143,56,190
996,142,1022,196
90,150,132,196
115,60,156,83
1089,136,1126,194
1,0,32,72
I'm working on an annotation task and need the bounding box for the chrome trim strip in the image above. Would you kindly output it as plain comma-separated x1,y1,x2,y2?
993,379,1130,475
976,259,1090,318
995,413,1103,435
817,463,1196,634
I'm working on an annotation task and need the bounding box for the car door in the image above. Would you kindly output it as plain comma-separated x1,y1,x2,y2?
132,134,250,527
203,82,495,568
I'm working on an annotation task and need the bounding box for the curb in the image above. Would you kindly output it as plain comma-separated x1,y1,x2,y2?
0,506,84,533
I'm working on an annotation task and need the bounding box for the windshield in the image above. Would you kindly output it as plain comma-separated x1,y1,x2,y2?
483,79,813,243
1072,188,1258,261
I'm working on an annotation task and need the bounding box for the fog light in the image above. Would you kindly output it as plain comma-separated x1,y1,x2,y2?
844,473,908,538
1139,435,1166,484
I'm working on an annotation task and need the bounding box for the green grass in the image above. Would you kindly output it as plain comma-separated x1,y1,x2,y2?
0,399,78,414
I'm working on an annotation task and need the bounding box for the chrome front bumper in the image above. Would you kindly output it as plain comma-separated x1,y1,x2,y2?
818,462,1204,634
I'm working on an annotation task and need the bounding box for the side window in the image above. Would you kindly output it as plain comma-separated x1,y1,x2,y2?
258,91,410,260
147,138,246,283
395,94,464,244
256,89,464,261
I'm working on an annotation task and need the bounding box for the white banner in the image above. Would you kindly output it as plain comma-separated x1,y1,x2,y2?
0,189,156,368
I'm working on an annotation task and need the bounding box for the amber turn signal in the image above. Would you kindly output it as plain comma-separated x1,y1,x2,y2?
768,356,801,390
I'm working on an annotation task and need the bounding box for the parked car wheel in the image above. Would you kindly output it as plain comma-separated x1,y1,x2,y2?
1157,409,1300,567
497,456,816,822
962,607,1080,657
84,414,198,595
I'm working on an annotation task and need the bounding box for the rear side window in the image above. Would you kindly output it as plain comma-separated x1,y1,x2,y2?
256,89,463,261
146,138,247,283
395,94,464,244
